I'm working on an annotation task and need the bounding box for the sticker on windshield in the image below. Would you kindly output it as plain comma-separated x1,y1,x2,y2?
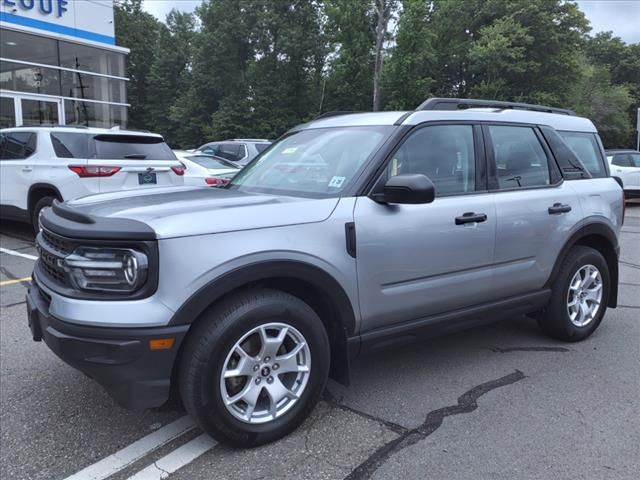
282,147,298,154
328,176,346,188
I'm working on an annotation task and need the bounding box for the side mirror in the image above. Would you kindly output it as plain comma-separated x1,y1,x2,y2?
377,174,436,204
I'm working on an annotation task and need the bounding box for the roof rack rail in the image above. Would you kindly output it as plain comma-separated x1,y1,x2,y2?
6,124,90,129
416,98,576,116
314,111,363,120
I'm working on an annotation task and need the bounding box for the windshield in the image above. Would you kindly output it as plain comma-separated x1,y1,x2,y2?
187,155,238,170
228,126,392,197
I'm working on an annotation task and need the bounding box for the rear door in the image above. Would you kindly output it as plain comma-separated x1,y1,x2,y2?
0,131,37,210
486,124,582,297
87,134,184,192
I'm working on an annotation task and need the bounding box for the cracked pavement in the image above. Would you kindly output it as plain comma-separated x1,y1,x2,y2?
1,202,639,480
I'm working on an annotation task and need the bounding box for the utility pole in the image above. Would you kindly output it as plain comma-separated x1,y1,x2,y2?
636,108,640,152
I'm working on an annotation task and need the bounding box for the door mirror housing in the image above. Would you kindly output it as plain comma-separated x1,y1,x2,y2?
376,174,436,204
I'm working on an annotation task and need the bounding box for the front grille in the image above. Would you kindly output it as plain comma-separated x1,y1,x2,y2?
41,229,73,255
36,228,75,287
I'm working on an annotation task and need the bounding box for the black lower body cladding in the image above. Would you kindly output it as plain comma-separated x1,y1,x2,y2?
26,280,188,409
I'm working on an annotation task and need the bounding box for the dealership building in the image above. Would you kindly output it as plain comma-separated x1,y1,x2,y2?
0,0,128,128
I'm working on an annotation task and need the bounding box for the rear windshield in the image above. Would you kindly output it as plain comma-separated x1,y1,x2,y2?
610,152,640,167
187,155,238,169
50,132,176,160
94,134,176,160
557,131,606,178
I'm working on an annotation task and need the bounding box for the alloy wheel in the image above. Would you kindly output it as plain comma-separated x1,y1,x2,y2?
219,322,311,424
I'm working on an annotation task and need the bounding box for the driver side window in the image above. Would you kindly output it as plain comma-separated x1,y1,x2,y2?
388,125,476,195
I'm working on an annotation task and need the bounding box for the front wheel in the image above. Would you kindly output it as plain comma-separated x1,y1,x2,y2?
31,196,55,234
179,289,330,447
538,246,610,342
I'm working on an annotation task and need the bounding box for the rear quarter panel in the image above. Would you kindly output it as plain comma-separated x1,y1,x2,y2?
569,178,624,237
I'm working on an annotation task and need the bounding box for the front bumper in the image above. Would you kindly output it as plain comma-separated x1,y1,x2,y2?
26,280,189,409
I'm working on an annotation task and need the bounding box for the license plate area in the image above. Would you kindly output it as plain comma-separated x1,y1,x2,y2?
138,172,157,185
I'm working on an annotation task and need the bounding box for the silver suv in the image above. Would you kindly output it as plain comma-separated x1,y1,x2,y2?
26,99,623,448
196,138,271,166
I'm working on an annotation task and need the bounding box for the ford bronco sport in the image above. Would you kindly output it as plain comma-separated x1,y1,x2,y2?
26,98,623,447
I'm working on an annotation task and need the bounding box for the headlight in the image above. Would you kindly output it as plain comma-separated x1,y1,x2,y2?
63,247,148,293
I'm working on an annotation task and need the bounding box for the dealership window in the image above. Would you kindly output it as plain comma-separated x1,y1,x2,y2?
0,62,61,96
61,71,126,103
0,28,128,128
0,29,59,66
0,98,16,128
64,100,127,128
59,41,126,77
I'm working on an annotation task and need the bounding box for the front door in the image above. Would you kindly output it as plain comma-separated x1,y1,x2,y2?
354,124,497,333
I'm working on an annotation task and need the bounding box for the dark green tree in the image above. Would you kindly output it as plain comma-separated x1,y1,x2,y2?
383,0,436,110
585,33,640,147
114,0,161,128
323,0,377,111
145,10,195,147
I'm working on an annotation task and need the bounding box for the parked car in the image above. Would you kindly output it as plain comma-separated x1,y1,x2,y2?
196,139,271,166
174,150,240,187
27,98,623,448
606,149,640,198
0,126,184,232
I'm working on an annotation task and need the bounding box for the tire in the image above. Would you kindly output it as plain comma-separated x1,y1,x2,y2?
538,246,610,342
179,289,330,448
31,196,55,234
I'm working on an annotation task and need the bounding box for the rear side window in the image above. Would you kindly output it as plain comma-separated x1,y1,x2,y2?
612,153,640,167
0,132,36,159
255,143,270,153
93,135,176,160
51,132,89,158
557,132,606,178
217,143,245,161
488,126,551,189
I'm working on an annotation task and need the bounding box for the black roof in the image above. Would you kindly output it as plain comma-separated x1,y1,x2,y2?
605,149,639,153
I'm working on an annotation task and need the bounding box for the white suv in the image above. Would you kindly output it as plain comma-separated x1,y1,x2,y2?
606,149,640,199
0,126,185,231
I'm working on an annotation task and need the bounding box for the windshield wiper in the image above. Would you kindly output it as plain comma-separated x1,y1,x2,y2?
124,154,147,159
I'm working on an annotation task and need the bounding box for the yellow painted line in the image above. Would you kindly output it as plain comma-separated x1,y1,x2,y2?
0,277,31,287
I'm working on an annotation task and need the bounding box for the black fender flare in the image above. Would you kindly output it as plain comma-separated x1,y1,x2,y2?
545,221,620,307
169,260,357,335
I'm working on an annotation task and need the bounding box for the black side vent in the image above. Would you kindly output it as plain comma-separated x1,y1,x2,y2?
345,222,356,258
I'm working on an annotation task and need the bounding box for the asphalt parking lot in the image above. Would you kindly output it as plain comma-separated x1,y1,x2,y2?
1,204,639,480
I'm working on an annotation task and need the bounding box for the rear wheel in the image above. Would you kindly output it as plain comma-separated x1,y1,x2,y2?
179,289,330,447
31,196,55,234
538,246,610,342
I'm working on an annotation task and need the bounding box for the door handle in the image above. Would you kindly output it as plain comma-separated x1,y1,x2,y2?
455,212,487,225
548,203,572,214
22,166,33,172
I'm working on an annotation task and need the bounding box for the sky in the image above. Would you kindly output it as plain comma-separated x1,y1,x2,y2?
142,0,640,45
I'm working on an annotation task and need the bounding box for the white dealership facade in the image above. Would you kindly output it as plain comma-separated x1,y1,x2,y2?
0,0,129,128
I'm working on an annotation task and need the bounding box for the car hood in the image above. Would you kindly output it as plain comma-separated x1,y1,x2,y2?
66,186,339,238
